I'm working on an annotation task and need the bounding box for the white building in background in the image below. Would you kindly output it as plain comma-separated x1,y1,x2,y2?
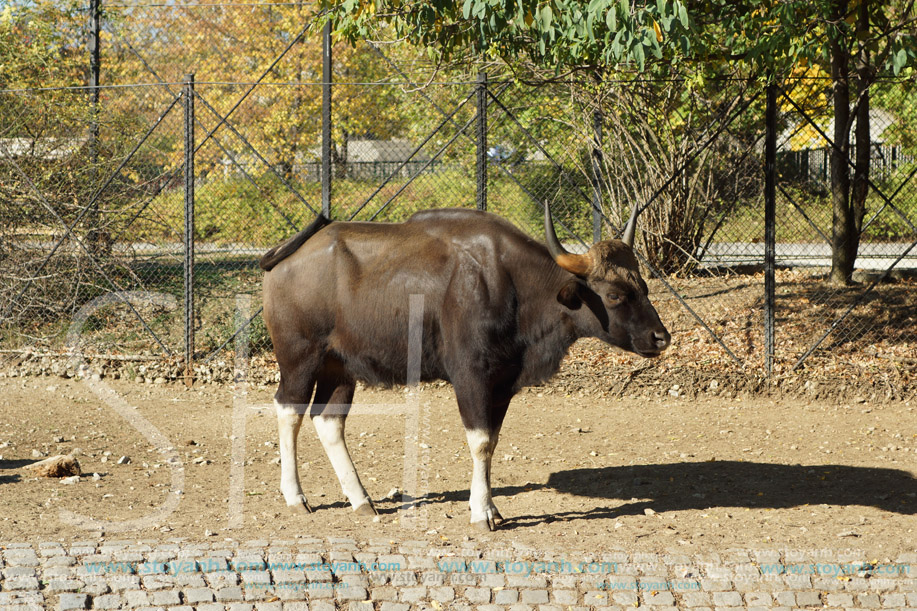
778,108,907,184
0,137,88,160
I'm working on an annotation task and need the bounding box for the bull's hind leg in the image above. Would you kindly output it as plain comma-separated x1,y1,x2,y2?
276,400,311,512
311,377,377,516
275,373,316,513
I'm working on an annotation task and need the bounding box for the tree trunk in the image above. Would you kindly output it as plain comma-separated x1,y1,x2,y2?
850,0,871,275
829,0,854,286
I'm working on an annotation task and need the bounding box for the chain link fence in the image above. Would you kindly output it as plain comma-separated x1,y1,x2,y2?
2,2,915,396
770,77,917,383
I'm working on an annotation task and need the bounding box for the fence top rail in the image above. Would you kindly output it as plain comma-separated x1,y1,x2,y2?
8,75,913,96
0,80,502,95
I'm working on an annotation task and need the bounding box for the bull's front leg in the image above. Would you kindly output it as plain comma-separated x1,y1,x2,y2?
275,400,312,512
465,428,503,531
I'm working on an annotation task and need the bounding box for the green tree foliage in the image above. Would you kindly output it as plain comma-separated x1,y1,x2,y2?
326,0,916,77
327,0,917,283
330,0,693,71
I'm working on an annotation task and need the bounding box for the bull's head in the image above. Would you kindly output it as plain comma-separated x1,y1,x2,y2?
545,205,671,358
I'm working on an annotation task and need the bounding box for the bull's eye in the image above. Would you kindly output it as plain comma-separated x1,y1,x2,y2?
605,293,623,307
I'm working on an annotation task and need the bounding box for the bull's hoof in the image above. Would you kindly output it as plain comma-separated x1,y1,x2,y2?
471,508,502,532
287,494,313,513
353,501,378,516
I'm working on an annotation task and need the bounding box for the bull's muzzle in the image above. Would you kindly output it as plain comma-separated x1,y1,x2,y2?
638,327,671,358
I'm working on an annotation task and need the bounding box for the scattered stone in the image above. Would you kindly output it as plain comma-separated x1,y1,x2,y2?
117,456,131,464
60,475,80,484
27,454,81,478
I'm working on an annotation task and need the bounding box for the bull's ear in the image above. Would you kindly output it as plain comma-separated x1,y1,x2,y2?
557,279,582,310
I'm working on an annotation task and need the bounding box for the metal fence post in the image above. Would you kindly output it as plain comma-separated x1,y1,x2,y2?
184,74,195,387
764,82,777,379
591,110,603,243
87,0,102,253
321,20,332,218
88,0,100,161
476,71,487,211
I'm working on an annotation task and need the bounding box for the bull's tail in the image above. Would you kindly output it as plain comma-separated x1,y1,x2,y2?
259,213,332,271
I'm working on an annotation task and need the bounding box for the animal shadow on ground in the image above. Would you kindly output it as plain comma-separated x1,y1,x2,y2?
0,459,35,485
492,461,917,529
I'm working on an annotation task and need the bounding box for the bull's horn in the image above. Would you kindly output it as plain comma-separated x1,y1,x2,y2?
621,203,639,248
544,203,591,276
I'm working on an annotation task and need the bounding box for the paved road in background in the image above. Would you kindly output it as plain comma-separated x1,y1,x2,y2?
702,242,917,271
14,238,917,272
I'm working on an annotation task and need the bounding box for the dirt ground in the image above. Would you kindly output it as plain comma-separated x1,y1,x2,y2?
1,375,915,558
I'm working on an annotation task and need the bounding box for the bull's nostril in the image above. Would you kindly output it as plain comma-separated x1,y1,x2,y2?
653,330,671,349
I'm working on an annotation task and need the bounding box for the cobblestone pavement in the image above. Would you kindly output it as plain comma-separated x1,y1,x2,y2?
1,538,915,610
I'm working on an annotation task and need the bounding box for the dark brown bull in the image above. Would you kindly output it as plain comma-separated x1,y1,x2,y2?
261,206,669,531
